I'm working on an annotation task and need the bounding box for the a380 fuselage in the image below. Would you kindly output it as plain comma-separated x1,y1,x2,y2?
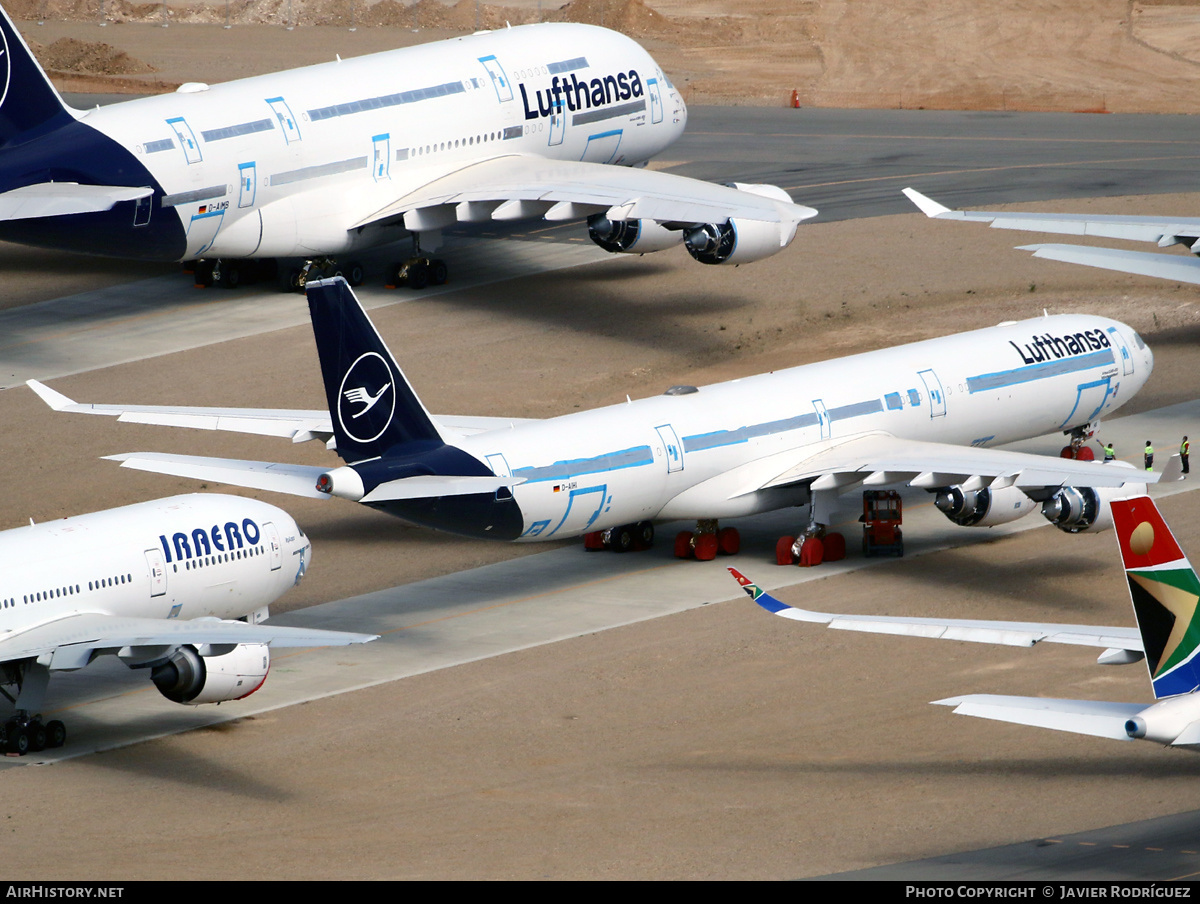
0,23,686,261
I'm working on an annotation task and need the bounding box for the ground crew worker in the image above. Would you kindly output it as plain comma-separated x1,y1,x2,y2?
1145,440,1154,472
1183,436,1190,476
1100,441,1115,462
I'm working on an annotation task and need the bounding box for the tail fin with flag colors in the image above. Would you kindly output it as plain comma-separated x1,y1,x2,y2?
1113,496,1200,699
732,497,1200,750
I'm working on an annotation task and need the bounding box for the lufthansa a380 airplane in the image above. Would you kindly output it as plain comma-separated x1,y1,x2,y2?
0,493,374,755
733,495,1200,750
905,187,1200,287
0,6,813,288
30,277,1158,563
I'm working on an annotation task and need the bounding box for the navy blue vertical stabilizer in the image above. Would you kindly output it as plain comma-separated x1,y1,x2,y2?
306,277,444,462
0,5,74,147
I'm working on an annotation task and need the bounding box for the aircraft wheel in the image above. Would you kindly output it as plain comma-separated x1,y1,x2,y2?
611,525,634,553
798,536,824,567
823,531,846,562
674,531,693,559
431,259,448,286
219,263,241,289
287,267,306,292
346,261,366,287
6,727,28,755
635,521,654,550
776,535,796,566
45,720,66,749
27,722,46,753
408,262,429,290
717,526,740,556
694,533,718,561
193,260,216,288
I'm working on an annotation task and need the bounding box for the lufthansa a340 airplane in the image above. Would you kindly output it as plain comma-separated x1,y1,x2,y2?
905,187,1200,287
0,6,814,289
0,493,374,755
733,495,1200,750
30,277,1158,564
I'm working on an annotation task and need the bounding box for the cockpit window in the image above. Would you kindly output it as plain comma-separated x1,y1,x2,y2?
1132,331,1146,349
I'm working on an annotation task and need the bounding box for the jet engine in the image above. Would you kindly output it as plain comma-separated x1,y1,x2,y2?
934,485,1038,527
682,183,800,265
1124,694,1200,745
150,642,270,705
1040,479,1147,534
587,215,682,254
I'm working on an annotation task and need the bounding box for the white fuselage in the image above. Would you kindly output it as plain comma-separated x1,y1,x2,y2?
454,314,1153,539
75,23,687,260
0,494,310,637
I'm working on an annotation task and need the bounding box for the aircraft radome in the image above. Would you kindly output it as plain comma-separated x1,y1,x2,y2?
905,186,1200,287
0,4,814,290
733,494,1200,750
30,276,1160,566
0,493,375,756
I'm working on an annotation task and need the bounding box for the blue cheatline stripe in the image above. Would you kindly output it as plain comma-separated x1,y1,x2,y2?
829,399,884,420
967,349,1115,393
512,446,654,483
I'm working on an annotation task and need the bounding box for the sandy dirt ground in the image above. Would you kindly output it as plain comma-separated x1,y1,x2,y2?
11,0,1200,112
0,196,1197,878
1,0,1200,882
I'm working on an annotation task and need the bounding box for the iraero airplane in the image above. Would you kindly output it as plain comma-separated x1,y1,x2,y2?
0,5,814,288
0,493,374,755
30,277,1159,565
734,495,1200,750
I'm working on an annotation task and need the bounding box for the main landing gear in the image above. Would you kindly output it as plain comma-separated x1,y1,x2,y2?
1060,422,1098,461
0,662,65,756
774,528,847,567
386,234,448,290
284,258,366,293
674,519,741,561
184,258,367,292
584,520,655,552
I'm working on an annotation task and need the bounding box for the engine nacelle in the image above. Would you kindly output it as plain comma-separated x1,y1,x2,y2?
1124,694,1200,745
683,183,800,265
1040,478,1147,534
934,485,1038,527
587,215,682,255
316,465,365,502
151,642,270,705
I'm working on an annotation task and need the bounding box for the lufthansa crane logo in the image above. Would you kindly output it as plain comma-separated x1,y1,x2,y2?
337,352,396,445
0,28,10,111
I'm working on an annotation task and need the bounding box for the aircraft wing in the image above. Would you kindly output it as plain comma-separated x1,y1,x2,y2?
724,431,1156,500
904,187,1200,245
1017,243,1200,285
352,154,817,231
0,612,376,671
730,568,1143,653
104,453,331,499
932,695,1143,741
0,182,153,221
26,380,538,444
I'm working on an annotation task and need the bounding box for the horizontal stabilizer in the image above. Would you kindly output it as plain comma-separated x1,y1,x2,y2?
933,694,1142,741
362,474,525,503
0,183,152,221
1018,244,1200,285
104,453,329,499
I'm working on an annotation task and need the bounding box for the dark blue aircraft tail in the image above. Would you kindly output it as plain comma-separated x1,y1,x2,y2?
0,5,74,147
306,277,445,463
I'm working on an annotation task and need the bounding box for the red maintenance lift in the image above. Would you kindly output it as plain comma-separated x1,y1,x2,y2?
861,490,904,557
